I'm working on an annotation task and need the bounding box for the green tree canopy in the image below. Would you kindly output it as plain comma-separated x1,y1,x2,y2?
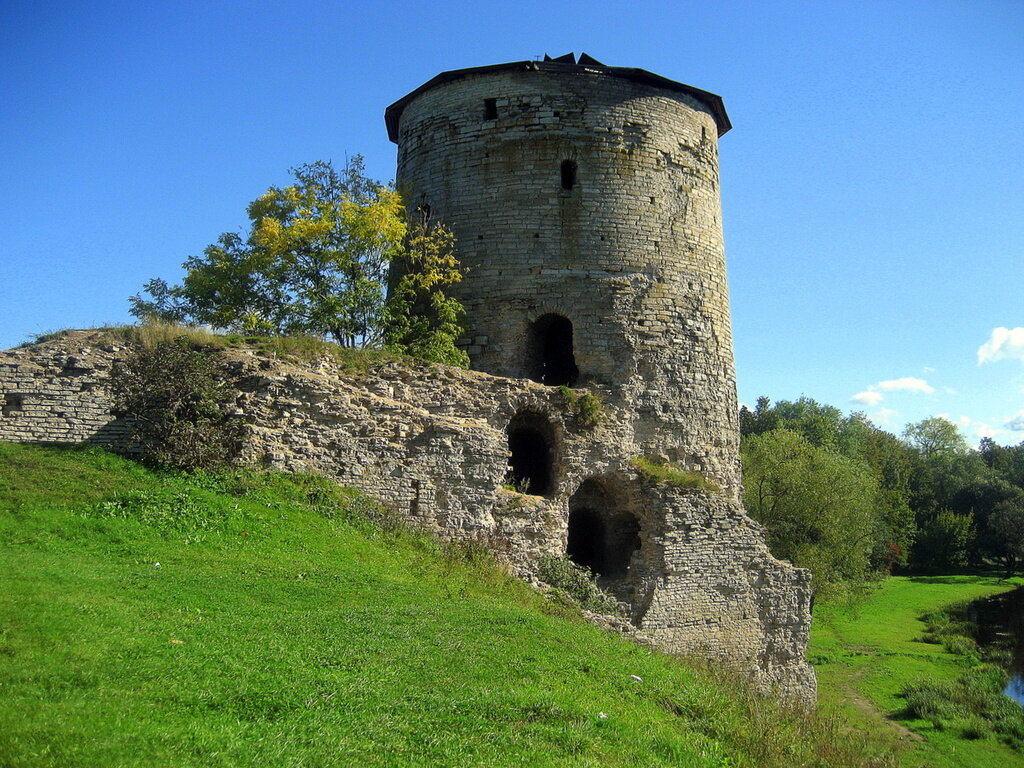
740,397,917,569
902,416,970,457
131,158,468,365
986,494,1024,579
742,428,881,603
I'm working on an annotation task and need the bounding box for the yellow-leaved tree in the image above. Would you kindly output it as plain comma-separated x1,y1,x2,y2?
131,158,468,366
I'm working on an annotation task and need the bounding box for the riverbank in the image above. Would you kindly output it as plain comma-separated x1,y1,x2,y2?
811,575,1024,768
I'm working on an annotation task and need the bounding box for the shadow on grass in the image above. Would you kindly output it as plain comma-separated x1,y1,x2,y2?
905,571,1024,586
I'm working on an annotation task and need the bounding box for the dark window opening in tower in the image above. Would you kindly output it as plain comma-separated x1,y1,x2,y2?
568,479,641,578
529,314,579,386
505,412,555,496
560,159,577,191
483,98,498,120
567,507,604,573
567,507,641,577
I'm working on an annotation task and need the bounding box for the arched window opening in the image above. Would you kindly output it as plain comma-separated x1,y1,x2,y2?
528,314,579,387
506,412,555,496
560,159,577,191
567,507,604,573
567,478,640,578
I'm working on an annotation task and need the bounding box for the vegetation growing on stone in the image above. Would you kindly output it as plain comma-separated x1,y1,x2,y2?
536,553,620,614
110,336,241,470
557,385,604,428
630,455,721,493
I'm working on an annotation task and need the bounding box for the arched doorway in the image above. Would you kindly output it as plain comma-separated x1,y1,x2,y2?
506,411,556,496
528,314,579,386
567,478,640,578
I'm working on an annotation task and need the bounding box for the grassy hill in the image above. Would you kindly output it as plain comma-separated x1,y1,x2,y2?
0,443,899,767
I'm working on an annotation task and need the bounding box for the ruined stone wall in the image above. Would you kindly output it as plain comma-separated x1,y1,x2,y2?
0,333,815,702
392,66,741,491
0,335,132,447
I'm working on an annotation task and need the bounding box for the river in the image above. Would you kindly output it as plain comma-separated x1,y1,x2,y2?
969,586,1024,705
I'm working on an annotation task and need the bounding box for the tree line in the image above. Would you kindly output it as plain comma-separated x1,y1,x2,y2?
741,397,1024,605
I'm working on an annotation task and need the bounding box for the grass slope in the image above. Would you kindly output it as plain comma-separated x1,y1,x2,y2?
0,444,899,767
811,575,1024,768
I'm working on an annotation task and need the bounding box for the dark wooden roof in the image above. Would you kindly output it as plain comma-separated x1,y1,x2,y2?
384,55,731,143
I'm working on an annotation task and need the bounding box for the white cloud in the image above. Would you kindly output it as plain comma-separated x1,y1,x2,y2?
952,414,1004,442
851,391,884,406
1007,410,1024,432
874,408,897,425
943,386,958,395
850,376,936,408
974,422,999,440
875,377,935,394
978,327,1024,364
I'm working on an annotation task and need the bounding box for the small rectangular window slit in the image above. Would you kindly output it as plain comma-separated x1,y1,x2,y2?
561,160,577,191
483,98,497,120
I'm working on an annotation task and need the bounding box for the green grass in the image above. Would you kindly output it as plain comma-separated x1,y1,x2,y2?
0,443,901,767
810,574,1024,767
630,456,722,493
557,386,605,428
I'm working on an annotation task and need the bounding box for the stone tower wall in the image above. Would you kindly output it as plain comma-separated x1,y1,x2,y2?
393,67,741,490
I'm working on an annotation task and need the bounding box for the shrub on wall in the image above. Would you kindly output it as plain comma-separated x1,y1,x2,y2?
110,337,241,470
536,554,619,613
557,386,604,428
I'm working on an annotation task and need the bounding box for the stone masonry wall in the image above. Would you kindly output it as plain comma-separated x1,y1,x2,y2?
0,334,132,447
0,332,815,702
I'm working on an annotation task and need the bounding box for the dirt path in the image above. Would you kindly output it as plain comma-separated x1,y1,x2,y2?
842,668,922,742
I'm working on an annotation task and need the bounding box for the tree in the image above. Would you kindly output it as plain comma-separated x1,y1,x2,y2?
740,397,918,570
742,428,881,603
981,437,1024,490
912,509,975,572
986,495,1024,579
131,158,467,364
382,222,468,366
902,416,969,457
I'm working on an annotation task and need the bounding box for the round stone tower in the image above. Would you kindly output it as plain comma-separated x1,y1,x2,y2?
386,53,740,491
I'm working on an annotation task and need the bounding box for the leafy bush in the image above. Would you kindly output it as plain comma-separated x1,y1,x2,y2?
557,386,604,428
631,456,721,493
941,634,980,659
110,337,241,470
536,554,619,614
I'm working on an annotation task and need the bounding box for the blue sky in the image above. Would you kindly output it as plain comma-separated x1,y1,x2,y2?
1,0,1021,444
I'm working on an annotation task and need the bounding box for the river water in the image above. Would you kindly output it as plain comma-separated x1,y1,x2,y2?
968,586,1024,705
